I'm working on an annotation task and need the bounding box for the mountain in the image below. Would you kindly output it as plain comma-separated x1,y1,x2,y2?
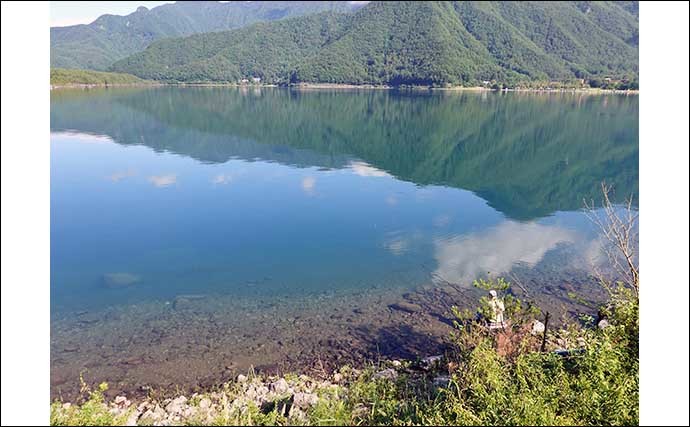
51,88,638,220
111,1,639,86
50,1,361,71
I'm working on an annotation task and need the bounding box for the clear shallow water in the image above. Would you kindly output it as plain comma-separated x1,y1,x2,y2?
50,88,638,396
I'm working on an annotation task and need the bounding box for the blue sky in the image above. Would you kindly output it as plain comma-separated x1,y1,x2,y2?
50,1,173,27
50,1,371,27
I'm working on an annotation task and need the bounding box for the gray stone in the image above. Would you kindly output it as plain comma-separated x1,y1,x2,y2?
165,396,188,415
373,368,398,381
432,375,451,388
531,320,546,335
246,384,269,403
114,395,131,409
271,378,290,394
293,392,319,410
237,374,248,383
598,319,610,329
124,410,141,426
421,355,443,370
198,397,212,410
141,405,166,423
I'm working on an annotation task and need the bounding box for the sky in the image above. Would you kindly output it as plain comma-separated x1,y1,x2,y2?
50,1,370,27
50,1,173,27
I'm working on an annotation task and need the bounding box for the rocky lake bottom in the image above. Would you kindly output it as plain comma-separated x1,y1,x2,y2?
51,267,605,402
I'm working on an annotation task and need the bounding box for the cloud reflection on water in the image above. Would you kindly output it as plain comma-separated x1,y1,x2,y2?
211,173,233,185
301,176,316,196
349,161,391,178
148,174,177,188
433,221,577,286
109,169,137,182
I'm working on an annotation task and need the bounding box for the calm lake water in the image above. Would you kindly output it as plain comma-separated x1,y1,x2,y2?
50,88,638,398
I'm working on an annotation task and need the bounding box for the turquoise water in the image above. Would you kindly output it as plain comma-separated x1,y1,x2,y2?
50,88,638,313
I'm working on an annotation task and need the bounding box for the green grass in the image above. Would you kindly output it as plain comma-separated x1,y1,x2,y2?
50,382,132,426
50,68,148,86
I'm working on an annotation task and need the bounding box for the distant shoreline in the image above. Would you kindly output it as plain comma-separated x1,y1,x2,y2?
50,82,161,90
50,81,639,95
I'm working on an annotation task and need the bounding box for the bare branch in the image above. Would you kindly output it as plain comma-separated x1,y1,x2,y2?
583,182,639,297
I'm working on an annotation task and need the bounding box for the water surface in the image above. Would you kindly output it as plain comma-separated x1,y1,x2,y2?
50,88,638,398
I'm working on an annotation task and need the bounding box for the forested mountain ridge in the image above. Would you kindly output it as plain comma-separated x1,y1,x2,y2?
50,1,361,71
110,1,639,87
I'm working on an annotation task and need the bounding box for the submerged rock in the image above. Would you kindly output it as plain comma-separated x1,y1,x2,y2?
388,302,423,314
172,294,207,310
102,273,141,288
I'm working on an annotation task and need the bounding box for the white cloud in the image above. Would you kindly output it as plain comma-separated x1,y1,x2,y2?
148,174,177,188
433,221,576,286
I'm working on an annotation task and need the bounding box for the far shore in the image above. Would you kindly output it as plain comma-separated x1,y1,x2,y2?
50,82,163,90
50,81,639,95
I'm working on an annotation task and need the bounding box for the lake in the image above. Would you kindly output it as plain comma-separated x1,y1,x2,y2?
50,87,638,398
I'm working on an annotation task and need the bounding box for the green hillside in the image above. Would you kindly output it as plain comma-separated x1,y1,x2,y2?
50,68,147,86
111,1,639,87
51,1,360,71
